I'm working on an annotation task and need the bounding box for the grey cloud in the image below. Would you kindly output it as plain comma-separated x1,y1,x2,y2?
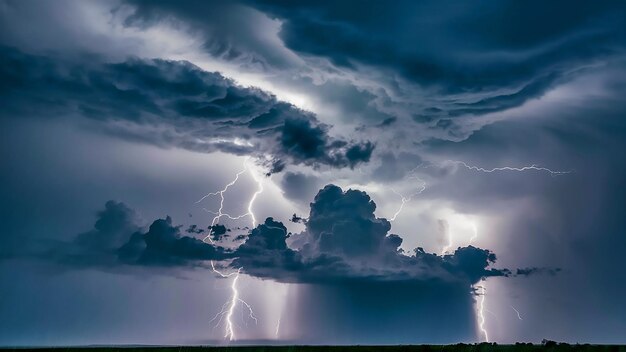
290,213,306,224
125,0,299,72
207,224,229,242
49,201,142,268
43,201,228,269
252,0,624,93
516,267,562,277
74,201,140,252
0,45,373,170
46,189,510,285
132,216,227,266
280,171,323,203
280,117,373,169
233,185,508,285
128,0,626,143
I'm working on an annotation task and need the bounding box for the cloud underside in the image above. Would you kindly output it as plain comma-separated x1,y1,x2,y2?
126,0,626,139
0,46,372,171
46,185,510,287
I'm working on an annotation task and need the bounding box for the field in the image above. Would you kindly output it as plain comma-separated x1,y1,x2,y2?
2,344,626,352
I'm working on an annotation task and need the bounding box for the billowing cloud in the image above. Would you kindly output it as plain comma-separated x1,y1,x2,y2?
130,216,227,266
0,45,372,170
48,201,142,267
233,185,508,285
45,201,227,268
42,186,509,286
119,0,626,146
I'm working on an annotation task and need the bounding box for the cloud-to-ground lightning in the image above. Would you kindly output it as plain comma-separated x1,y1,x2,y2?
461,218,490,342
405,159,568,341
209,263,257,341
198,157,266,341
511,305,523,320
477,284,489,342
275,317,281,338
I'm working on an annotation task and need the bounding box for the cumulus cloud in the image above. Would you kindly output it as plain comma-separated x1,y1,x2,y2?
50,201,142,267
0,45,373,170
46,201,227,268
131,216,227,266
74,201,140,252
41,186,511,287
233,185,509,285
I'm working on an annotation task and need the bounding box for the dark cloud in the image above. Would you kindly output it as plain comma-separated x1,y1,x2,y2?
44,201,228,268
74,201,140,252
207,224,229,242
133,216,227,266
48,188,508,285
233,185,508,285
515,267,562,277
251,0,624,96
0,45,373,170
290,213,306,224
280,117,373,169
50,201,142,267
185,224,205,235
42,185,507,284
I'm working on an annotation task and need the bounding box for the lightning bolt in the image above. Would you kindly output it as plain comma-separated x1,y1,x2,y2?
385,159,566,342
511,305,523,320
198,157,264,243
275,317,281,338
389,172,427,222
444,160,571,176
465,219,489,342
477,283,489,342
209,263,257,341
198,156,265,341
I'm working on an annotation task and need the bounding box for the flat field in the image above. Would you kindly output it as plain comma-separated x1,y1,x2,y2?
2,345,625,352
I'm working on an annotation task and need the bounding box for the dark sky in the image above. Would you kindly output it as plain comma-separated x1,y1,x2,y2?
1,0,625,346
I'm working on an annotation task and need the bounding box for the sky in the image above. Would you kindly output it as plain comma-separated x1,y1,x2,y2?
1,0,625,346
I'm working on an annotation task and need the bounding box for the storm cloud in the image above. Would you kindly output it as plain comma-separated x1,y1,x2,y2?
0,45,372,170
44,185,508,287
232,185,508,285
118,0,626,144
2,0,626,345
47,201,228,269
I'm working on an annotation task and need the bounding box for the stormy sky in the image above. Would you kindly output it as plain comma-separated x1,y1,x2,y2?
1,0,626,346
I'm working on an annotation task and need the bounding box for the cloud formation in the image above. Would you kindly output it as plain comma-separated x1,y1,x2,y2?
120,0,626,145
47,201,226,268
45,185,509,287
0,45,372,171
233,185,508,285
